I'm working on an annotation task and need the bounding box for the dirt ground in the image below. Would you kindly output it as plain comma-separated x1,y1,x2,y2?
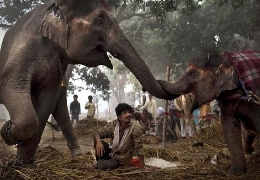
0,120,260,180
0,122,94,159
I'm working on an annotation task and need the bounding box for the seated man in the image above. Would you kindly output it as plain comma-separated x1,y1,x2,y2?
93,103,145,170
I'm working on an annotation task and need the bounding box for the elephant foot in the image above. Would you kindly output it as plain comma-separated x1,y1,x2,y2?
6,140,38,169
227,164,247,175
70,147,82,158
1,120,20,146
7,159,37,169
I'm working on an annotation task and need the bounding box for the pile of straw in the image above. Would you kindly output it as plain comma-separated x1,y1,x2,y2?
1,120,260,180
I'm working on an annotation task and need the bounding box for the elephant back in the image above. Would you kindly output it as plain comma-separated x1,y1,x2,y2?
224,50,260,96
5,4,51,39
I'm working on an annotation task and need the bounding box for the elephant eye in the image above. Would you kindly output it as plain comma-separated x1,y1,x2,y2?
190,72,197,79
93,16,104,26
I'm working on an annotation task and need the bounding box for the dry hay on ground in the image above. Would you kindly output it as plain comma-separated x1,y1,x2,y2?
1,123,260,179
196,122,225,148
142,135,161,144
74,118,109,137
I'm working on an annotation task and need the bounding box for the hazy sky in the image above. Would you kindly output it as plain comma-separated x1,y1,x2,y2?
0,29,5,45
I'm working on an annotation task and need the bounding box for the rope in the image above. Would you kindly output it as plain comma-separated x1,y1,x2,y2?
55,44,66,87
238,78,260,105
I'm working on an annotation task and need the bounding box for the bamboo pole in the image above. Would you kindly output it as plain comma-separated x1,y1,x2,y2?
162,65,171,148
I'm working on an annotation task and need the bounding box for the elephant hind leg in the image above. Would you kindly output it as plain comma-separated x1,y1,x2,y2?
241,123,256,155
0,92,39,145
52,90,82,157
239,113,256,155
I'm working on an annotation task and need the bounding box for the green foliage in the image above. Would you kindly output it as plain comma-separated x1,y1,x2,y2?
214,0,246,9
0,0,250,29
68,66,111,101
121,0,260,90
0,0,49,28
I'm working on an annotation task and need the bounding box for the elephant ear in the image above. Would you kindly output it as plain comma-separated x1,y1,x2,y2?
40,3,68,49
214,64,238,97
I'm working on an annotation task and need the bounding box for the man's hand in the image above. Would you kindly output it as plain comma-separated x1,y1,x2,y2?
95,141,104,158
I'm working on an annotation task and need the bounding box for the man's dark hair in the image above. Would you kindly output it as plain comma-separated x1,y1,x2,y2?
73,94,78,98
88,95,93,99
115,103,133,117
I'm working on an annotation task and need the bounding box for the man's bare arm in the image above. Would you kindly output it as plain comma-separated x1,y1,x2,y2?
93,133,104,158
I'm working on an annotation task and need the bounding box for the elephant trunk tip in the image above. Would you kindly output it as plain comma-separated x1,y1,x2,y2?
142,85,178,100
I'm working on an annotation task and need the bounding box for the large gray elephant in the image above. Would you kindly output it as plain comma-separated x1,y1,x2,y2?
0,0,176,168
157,49,260,175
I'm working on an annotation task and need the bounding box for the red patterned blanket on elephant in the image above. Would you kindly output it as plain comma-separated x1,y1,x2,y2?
223,50,260,95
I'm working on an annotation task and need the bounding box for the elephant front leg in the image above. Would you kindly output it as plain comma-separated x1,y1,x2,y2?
0,91,39,168
221,107,246,174
1,92,38,146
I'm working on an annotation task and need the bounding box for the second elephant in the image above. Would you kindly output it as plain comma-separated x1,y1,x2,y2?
157,49,260,175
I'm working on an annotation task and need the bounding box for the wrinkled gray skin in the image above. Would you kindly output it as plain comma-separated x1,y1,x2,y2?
157,50,260,175
0,0,176,168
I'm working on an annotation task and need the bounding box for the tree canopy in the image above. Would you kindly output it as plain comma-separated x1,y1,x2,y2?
0,0,248,28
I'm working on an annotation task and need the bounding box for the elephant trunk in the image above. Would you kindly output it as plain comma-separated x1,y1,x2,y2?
157,78,189,96
157,78,201,112
107,24,178,100
117,49,178,100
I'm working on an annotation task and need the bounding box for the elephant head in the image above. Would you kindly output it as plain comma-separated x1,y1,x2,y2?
157,50,238,110
40,0,176,100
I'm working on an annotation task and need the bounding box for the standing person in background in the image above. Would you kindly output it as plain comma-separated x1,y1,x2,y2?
139,94,157,132
174,94,194,139
199,102,212,127
169,100,181,133
85,95,96,118
70,94,81,126
213,100,220,118
155,107,177,142
141,94,147,107
155,107,165,136
139,94,157,125
134,109,151,134
193,108,200,132
200,102,212,119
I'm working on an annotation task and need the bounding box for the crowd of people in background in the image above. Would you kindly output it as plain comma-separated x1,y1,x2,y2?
68,93,220,140
133,93,221,143
66,93,221,170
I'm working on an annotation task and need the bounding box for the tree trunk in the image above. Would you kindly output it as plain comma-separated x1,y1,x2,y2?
162,65,170,148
